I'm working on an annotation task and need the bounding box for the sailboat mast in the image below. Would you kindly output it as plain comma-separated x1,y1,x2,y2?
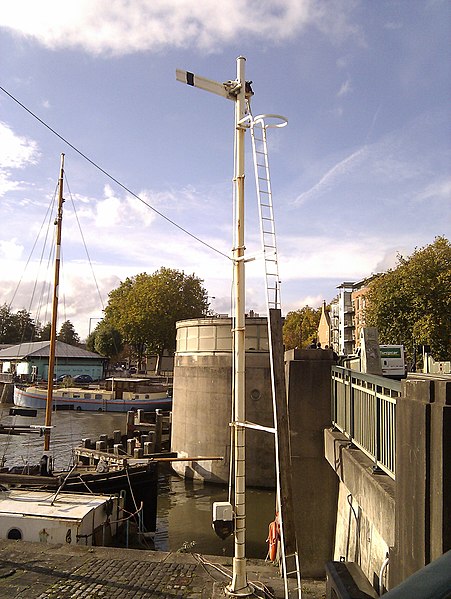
44,153,65,452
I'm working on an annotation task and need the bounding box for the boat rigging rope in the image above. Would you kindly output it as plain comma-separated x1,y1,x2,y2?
64,175,106,312
0,85,231,262
125,464,139,515
8,185,57,313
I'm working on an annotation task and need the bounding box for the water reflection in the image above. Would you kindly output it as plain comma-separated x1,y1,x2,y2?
155,473,275,559
0,407,275,558
0,408,126,470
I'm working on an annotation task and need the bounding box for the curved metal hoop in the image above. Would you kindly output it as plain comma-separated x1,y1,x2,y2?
252,114,288,129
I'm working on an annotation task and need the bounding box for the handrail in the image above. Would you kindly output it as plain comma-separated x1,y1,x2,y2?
331,366,401,479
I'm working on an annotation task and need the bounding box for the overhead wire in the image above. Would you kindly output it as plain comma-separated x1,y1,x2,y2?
0,84,231,262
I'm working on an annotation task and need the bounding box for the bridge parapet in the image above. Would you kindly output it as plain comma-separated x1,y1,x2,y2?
331,366,400,478
326,369,451,592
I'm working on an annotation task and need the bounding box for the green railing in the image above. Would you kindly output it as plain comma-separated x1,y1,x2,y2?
331,366,401,479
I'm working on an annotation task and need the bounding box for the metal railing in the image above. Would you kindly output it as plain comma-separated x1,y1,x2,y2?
331,366,401,479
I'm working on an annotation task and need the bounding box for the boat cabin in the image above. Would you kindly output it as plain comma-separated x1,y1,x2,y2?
0,489,123,546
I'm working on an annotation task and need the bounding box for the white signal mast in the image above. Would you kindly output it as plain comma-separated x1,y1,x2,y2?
176,56,253,597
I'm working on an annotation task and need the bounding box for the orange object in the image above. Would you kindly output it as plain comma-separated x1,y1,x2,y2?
266,512,280,562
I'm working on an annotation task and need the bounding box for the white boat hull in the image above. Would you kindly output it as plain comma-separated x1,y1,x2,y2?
0,489,123,546
14,385,172,412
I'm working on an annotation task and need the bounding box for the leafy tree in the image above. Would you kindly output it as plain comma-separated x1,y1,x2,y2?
0,304,16,343
14,309,36,342
283,306,321,350
90,321,124,358
39,322,52,341
366,236,451,361
104,267,209,370
57,320,80,346
0,305,36,343
86,331,97,352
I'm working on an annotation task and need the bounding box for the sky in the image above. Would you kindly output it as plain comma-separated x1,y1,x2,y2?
0,0,450,340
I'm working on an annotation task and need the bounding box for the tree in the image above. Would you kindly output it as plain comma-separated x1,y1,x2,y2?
14,309,36,342
366,236,451,361
0,305,36,343
283,306,321,350
104,267,209,370
86,331,97,352
0,304,16,344
89,321,124,358
39,322,52,341
57,320,80,346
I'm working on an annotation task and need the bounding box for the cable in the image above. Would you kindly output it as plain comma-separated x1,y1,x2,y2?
193,553,276,598
0,85,231,261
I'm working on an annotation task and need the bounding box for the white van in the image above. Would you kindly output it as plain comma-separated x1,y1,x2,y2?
380,345,406,377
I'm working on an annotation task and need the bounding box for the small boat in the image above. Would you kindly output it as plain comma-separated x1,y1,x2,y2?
0,488,124,546
14,384,172,412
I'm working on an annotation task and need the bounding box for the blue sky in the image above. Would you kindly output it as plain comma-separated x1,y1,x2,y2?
0,0,449,339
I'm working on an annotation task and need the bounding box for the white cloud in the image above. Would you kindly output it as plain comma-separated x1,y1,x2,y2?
278,236,380,280
0,121,40,169
337,78,352,97
0,0,361,55
294,146,368,205
0,239,24,260
0,171,20,196
0,122,40,197
384,21,402,31
414,178,451,203
284,293,324,312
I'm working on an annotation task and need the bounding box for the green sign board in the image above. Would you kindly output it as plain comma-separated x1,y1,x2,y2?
380,346,402,359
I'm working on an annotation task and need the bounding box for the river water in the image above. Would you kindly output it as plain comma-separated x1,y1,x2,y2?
0,407,275,559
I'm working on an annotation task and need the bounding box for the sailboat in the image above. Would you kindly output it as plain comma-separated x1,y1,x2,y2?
0,155,157,545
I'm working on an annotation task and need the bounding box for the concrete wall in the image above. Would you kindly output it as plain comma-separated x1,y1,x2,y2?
324,429,395,591
285,348,338,577
171,318,275,488
390,376,451,587
324,373,451,593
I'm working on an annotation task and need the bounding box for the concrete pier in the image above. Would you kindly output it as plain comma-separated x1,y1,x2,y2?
0,540,326,598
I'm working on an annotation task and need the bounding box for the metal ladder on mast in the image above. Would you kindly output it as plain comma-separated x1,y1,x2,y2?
250,114,283,310
250,114,303,599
